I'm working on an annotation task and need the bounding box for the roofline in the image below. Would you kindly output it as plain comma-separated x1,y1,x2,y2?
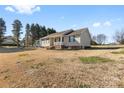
74,27,89,31
41,27,89,39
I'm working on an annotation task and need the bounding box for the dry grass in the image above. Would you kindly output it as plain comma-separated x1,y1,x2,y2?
30,63,45,69
1,46,124,87
111,49,124,54
18,53,29,57
79,84,91,88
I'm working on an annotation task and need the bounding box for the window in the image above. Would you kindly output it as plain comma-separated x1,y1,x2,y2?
58,37,60,42
62,37,64,42
73,36,75,42
69,36,71,42
69,36,75,42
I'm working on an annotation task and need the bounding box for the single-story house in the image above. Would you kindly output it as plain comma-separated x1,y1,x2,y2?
35,28,91,49
2,36,17,46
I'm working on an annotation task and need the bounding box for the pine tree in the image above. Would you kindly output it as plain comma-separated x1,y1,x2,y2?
25,24,30,47
12,19,22,47
0,18,6,46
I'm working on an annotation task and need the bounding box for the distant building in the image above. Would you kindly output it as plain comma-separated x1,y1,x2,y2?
34,28,91,49
2,36,17,46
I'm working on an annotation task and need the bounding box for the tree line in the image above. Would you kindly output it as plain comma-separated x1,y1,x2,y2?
0,18,56,47
1,17,124,47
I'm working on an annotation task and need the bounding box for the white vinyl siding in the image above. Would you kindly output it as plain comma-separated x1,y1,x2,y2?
41,39,50,47
80,31,91,47
75,35,80,43
39,28,91,48
66,35,81,46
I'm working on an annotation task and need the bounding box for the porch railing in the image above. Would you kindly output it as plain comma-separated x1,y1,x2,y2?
54,42,64,45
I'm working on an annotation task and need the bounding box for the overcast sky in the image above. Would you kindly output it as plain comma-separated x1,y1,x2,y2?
0,5,124,43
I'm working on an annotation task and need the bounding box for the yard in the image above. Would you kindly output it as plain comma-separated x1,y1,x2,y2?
1,45,124,87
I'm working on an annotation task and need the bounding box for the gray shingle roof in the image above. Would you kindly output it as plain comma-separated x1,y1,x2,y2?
2,36,16,45
41,28,89,39
67,28,89,36
41,29,73,39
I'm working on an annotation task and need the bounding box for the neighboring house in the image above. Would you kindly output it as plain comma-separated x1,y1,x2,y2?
35,28,91,49
33,39,41,47
2,36,17,46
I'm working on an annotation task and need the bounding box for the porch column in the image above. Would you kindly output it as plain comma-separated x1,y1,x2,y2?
50,38,53,46
60,36,63,49
60,36,63,42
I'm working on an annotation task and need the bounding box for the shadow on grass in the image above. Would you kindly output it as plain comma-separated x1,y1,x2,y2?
88,46,122,50
1,45,123,53
0,47,36,53
50,46,123,51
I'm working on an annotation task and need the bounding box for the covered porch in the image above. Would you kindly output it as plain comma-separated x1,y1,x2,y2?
49,36,65,49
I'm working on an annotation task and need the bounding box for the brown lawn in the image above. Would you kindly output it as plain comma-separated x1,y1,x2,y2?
1,45,124,88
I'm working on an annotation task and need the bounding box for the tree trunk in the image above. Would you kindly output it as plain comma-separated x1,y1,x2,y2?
16,36,19,48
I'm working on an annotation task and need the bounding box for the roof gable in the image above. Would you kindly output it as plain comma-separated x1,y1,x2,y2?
67,28,89,36
41,27,89,39
42,29,74,39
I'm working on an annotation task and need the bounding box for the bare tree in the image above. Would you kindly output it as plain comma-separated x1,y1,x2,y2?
114,29,124,44
96,34,107,45
91,35,98,45
92,35,97,42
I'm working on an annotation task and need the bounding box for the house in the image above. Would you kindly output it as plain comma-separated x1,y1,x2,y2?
36,28,91,49
2,36,17,46
33,39,41,47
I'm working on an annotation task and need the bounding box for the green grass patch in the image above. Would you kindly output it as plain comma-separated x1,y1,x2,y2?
79,56,113,63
